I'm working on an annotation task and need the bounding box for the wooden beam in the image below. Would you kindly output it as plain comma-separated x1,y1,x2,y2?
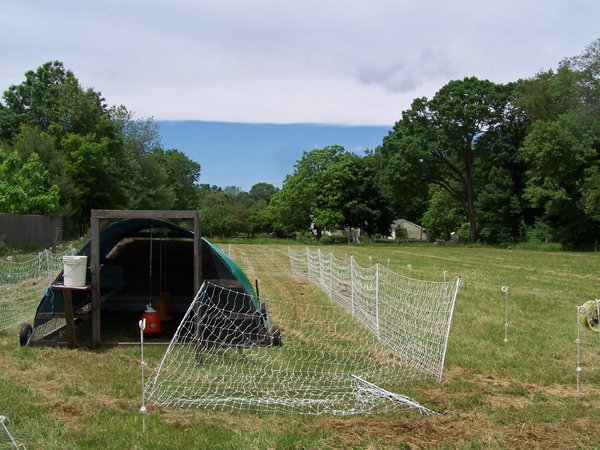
193,210,202,294
91,210,199,220
51,284,91,349
90,215,101,348
88,209,202,348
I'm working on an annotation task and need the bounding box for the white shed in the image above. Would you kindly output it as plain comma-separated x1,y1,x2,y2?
390,219,428,241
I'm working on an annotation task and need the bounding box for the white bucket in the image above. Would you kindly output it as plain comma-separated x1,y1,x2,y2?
63,255,88,287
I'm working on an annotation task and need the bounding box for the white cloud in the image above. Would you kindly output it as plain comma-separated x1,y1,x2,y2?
356,49,455,93
1,0,599,125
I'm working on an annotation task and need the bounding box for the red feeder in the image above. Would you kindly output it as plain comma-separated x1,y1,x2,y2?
140,304,164,334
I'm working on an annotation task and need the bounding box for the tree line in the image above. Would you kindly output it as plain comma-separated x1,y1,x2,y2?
264,39,600,246
371,39,600,246
1,39,598,246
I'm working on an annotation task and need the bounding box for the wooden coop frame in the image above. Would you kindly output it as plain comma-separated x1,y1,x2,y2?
90,209,201,347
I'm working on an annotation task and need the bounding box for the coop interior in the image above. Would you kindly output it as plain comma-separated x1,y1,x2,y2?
98,235,196,342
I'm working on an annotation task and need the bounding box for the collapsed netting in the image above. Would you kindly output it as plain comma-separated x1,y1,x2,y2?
0,248,74,332
145,253,461,415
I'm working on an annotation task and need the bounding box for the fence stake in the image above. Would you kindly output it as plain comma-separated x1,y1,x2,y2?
501,286,509,343
597,300,600,348
329,252,333,299
350,256,355,315
45,249,51,285
375,262,380,339
317,248,322,290
576,306,583,393
0,416,19,450
139,318,147,433
288,246,294,277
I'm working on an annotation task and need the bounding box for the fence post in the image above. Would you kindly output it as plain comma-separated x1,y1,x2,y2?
139,318,147,433
0,415,20,450
577,305,583,393
501,286,509,343
329,252,333,299
306,247,310,282
350,256,355,315
376,262,380,339
288,247,294,277
317,248,322,288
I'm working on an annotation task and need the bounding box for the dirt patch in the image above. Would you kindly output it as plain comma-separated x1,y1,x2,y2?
471,373,599,402
305,412,600,449
306,413,495,448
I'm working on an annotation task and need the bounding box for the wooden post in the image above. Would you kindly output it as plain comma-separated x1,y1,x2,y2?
375,262,380,340
63,288,76,349
52,284,91,349
91,214,101,348
193,210,202,294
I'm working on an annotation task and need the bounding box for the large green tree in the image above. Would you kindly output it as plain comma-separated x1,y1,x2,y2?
0,61,114,143
516,39,600,244
520,111,598,243
370,135,430,223
380,77,515,242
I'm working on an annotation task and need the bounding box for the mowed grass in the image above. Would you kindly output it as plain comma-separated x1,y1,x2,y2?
1,243,600,449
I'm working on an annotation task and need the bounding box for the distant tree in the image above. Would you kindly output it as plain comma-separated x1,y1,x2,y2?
564,38,600,110
129,148,176,210
582,166,600,221
12,125,61,174
249,182,279,205
267,146,350,239
343,155,394,237
473,91,529,243
0,147,60,215
245,183,280,235
111,109,174,210
0,61,210,237
62,134,123,229
421,185,465,242
163,148,201,209
202,204,239,237
266,145,391,239
515,65,582,123
370,137,430,223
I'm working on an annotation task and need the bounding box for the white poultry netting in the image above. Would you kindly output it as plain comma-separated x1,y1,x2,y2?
0,248,74,332
145,247,461,415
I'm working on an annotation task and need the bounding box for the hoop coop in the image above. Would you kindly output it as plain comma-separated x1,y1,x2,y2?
22,216,259,348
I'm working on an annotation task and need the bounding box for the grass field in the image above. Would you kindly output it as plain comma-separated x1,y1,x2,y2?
1,242,600,449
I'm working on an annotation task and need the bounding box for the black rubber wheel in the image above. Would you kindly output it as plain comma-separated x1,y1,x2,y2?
19,323,33,347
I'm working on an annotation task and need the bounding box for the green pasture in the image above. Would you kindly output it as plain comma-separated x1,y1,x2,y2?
1,243,600,449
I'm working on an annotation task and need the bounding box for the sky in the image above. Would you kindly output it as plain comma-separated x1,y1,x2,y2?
1,1,599,188
157,121,390,190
